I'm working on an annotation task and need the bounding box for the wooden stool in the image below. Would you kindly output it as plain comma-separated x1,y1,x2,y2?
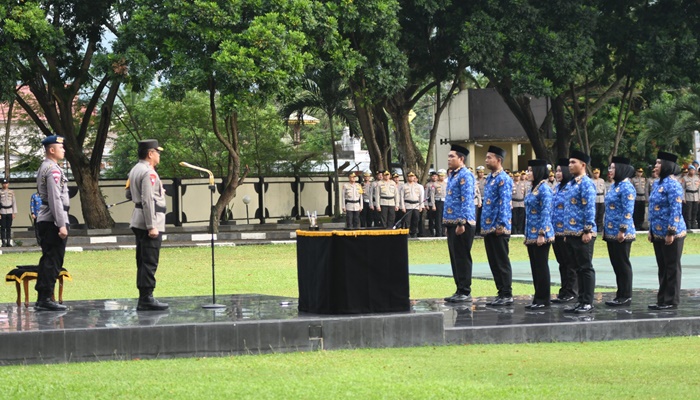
5,265,72,308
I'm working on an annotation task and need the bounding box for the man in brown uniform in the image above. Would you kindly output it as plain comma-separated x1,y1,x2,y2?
475,166,486,235
127,139,169,311
631,168,647,230
592,168,607,232
401,172,425,237
360,170,373,227
682,165,700,229
0,178,18,247
375,171,399,228
342,172,363,228
511,172,526,234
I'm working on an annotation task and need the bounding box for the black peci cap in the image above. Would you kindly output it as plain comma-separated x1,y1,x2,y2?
569,149,591,164
487,146,506,159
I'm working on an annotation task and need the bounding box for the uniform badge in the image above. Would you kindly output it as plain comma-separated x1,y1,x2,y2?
51,169,61,184
150,173,157,186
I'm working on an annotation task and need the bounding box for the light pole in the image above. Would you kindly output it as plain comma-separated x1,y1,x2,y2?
242,195,251,224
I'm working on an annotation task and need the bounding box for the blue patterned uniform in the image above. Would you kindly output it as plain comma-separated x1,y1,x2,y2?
563,175,597,236
603,179,636,241
648,177,686,240
552,182,568,236
30,192,42,216
442,166,476,226
480,169,512,235
524,181,554,244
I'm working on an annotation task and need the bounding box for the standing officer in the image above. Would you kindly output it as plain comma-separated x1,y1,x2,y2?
342,172,363,229
631,167,647,230
511,172,526,234
592,168,607,232
375,171,399,228
648,151,686,310
400,172,424,237
30,191,42,245
563,150,597,314
392,172,405,228
481,146,514,306
433,169,448,237
552,158,577,303
425,172,438,236
475,166,486,234
442,144,476,303
34,135,69,311
546,171,556,189
127,139,169,311
360,170,373,227
0,178,18,246
371,170,384,226
681,165,699,229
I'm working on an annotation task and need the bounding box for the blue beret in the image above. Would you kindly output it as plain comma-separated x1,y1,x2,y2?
41,135,64,146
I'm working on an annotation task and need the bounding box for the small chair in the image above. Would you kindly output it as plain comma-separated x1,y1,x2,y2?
5,265,72,308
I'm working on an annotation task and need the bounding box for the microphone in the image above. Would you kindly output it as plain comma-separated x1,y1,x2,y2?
179,162,215,186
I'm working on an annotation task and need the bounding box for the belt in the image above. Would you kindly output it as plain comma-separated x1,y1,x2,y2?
687,190,698,193
0,205,12,209
596,193,604,195
345,200,360,203
405,200,419,204
435,198,445,202
512,198,523,201
380,196,395,199
42,204,70,212
636,194,645,197
135,203,167,213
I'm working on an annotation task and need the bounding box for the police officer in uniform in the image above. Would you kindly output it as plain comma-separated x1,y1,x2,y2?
592,168,607,232
342,172,363,229
433,169,448,237
360,170,373,227
34,135,69,311
481,146,514,306
371,170,384,226
681,165,699,229
375,171,399,228
401,172,424,237
392,172,405,228
0,178,18,246
127,139,169,311
475,166,486,234
511,172,526,234
631,168,647,230
425,172,438,236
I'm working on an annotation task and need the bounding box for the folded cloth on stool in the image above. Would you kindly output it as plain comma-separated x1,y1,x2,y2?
5,265,72,283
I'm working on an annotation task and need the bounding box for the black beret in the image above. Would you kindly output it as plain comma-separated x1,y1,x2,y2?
569,149,591,164
487,145,506,159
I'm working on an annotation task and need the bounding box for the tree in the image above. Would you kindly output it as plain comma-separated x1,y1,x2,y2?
1,0,128,228
282,66,359,216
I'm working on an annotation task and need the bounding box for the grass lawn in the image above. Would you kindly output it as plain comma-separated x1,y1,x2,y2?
1,235,698,398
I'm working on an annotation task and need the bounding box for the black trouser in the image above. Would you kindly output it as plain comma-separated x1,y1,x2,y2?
653,237,684,306
404,208,420,236
607,240,633,299
360,203,372,227
553,236,577,298
0,213,13,243
417,209,426,236
132,228,163,291
35,222,68,300
483,233,512,297
373,208,383,227
446,224,475,295
565,235,596,304
434,201,444,236
395,209,405,228
684,201,698,229
595,203,605,232
633,200,646,230
527,243,551,305
475,207,482,236
345,210,360,228
512,207,525,234
380,205,396,228
427,209,436,236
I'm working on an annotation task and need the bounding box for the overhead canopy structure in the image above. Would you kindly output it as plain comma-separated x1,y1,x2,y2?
287,112,320,145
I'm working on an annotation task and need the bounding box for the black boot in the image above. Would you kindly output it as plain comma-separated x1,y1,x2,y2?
137,288,169,311
36,291,67,311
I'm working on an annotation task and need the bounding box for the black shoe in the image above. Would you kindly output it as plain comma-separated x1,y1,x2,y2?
552,295,575,304
563,303,582,313
525,303,549,310
488,297,514,306
35,298,68,311
137,296,169,311
448,294,473,303
444,293,459,302
605,298,632,307
574,303,594,314
648,304,677,310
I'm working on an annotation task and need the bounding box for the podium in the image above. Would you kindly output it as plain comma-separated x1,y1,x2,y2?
296,229,410,314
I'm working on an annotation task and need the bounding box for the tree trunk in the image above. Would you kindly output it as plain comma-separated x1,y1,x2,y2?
70,158,114,228
3,99,13,179
329,115,341,216
388,104,424,176
552,95,574,160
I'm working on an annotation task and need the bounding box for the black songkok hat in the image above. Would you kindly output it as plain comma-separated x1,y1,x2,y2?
569,149,591,164
657,151,678,163
527,159,547,167
557,158,569,167
138,139,163,153
451,144,470,156
611,156,631,165
487,145,506,159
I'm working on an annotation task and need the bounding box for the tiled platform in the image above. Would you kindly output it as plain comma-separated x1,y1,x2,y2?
2,291,700,365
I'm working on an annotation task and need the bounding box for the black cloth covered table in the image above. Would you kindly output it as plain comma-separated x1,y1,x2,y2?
296,229,410,314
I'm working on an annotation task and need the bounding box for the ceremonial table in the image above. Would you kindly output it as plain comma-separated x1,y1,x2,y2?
296,229,410,314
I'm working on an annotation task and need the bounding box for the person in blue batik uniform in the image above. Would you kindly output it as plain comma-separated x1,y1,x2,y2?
603,156,637,307
30,191,42,244
523,159,554,309
647,151,686,310
551,158,577,304
563,150,597,314
442,144,476,303
481,145,513,306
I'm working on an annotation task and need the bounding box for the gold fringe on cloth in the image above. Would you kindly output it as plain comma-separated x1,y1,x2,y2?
5,268,72,284
296,229,409,237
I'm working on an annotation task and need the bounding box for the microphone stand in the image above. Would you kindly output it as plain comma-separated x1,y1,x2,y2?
179,162,226,309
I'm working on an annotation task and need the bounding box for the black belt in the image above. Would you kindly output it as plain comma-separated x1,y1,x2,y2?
435,199,444,202
636,194,645,197
42,204,70,212
512,198,523,201
596,193,604,195
135,203,167,213
380,196,395,199
346,200,360,203
405,200,419,204
0,205,12,209
687,190,698,193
